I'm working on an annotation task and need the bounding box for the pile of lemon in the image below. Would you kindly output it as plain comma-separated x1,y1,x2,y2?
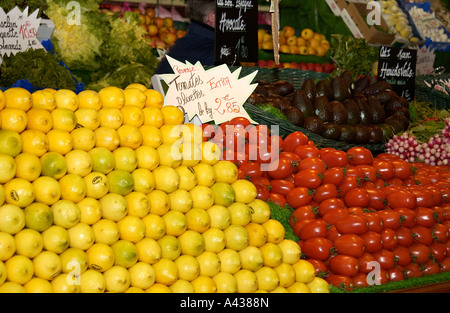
0,84,329,293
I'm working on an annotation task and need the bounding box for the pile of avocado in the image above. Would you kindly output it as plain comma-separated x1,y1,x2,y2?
246,70,410,144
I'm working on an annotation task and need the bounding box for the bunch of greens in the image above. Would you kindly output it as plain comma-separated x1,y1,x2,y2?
408,101,450,142
326,34,378,80
0,0,48,16
0,48,78,90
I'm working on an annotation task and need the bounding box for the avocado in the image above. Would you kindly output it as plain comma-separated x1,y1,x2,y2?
367,124,384,143
282,106,304,127
353,75,372,94
322,123,342,141
303,116,325,135
273,80,295,97
354,96,373,125
331,76,351,102
254,84,269,97
301,78,318,101
384,98,404,117
316,79,333,101
313,96,333,123
367,95,386,124
391,106,410,120
339,124,357,143
265,85,281,96
354,124,371,144
246,93,267,105
343,98,361,125
267,94,292,111
363,80,392,97
340,70,354,89
292,90,314,118
385,116,406,134
386,114,409,131
374,89,398,104
330,100,348,125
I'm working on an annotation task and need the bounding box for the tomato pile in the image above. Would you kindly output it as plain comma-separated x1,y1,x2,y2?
202,117,450,291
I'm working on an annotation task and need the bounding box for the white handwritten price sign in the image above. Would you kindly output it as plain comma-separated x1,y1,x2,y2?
0,6,44,56
158,56,258,125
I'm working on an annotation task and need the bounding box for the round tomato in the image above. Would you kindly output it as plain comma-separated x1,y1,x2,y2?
360,231,383,254
364,212,384,233
268,192,286,208
396,226,414,247
335,214,369,235
373,160,395,180
343,187,370,208
333,234,365,258
329,255,360,277
322,167,346,186
320,150,349,168
409,243,431,265
377,210,402,230
294,145,320,159
301,237,333,261
387,189,417,209
281,131,309,153
286,187,313,209
313,183,338,203
381,228,398,250
411,225,433,245
373,249,396,270
347,147,373,166
267,157,294,179
299,219,328,241
392,245,412,267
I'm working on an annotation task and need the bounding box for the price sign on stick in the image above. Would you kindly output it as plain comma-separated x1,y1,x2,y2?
158,56,258,125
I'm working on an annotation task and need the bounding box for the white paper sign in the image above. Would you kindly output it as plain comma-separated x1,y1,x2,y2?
415,45,436,76
159,56,258,125
0,6,44,56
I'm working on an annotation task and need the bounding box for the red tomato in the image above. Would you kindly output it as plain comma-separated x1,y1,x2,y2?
294,145,320,159
297,157,327,174
422,260,440,276
347,147,373,166
361,231,383,254
229,116,252,129
238,161,261,180
409,187,435,208
281,131,309,153
322,208,348,225
299,219,328,241
373,249,396,270
352,273,369,288
270,179,295,197
329,255,360,277
335,214,369,235
268,192,286,208
318,198,346,217
396,226,414,247
327,225,342,242
279,151,301,173
250,176,270,189
319,147,336,158
411,225,433,245
270,135,283,151
391,159,412,180
373,160,395,180
356,165,378,182
292,218,315,237
320,150,349,168
247,125,270,146
248,144,276,164
267,157,294,179
322,167,346,186
388,266,405,282
393,208,416,228
294,169,322,189
345,167,365,181
386,177,404,186
403,263,423,278
358,253,376,274
338,177,361,198
291,205,317,222
381,228,399,250
202,124,216,142
333,234,365,258
255,184,270,201
365,188,386,211
377,210,402,230
432,223,449,243
409,243,431,265
415,207,436,228
307,259,329,277
313,183,338,203
347,206,365,215
286,187,313,209
233,151,250,168
343,188,370,208
428,241,447,262
364,212,384,233
325,274,353,291
392,245,412,267
301,237,333,261
386,189,417,209
440,257,450,272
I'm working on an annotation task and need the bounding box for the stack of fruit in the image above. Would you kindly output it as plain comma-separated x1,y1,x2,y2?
0,85,329,293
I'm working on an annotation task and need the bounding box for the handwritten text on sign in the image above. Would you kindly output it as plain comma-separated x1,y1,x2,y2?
0,6,44,56
159,56,257,125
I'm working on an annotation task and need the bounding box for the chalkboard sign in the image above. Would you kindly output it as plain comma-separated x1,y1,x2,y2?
214,0,258,65
377,46,417,102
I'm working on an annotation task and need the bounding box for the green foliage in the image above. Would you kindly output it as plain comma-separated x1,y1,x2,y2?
255,103,288,120
268,201,299,242
0,0,48,16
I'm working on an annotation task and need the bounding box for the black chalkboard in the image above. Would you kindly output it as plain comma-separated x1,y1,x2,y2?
214,0,258,65
377,46,417,102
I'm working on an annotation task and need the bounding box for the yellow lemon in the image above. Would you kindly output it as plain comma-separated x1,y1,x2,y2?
142,213,166,240
14,152,41,181
207,205,231,230
0,108,28,133
217,248,241,274
175,165,197,191
260,242,283,268
0,281,26,293
78,197,102,225
262,219,286,244
31,89,56,111
234,269,258,293
275,262,296,288
181,123,203,145
156,142,183,168
51,108,77,132
224,225,249,251
60,247,88,274
107,169,134,196
51,199,81,228
117,124,143,150
307,276,330,293
202,227,226,253
189,185,214,210
20,129,48,156
0,232,16,261
0,185,4,206
135,237,161,264
75,108,100,130
14,228,43,258
210,182,236,207
68,222,95,250
125,83,147,92
98,86,125,109
147,189,170,216
255,267,280,291
181,143,202,167
292,259,316,284
24,277,54,293
121,105,144,127
65,149,93,177
169,279,194,293
153,165,180,193
86,243,115,272
0,154,16,183
142,107,164,128
84,172,109,199
287,281,311,293
42,225,70,254
117,215,146,243
89,147,115,174
24,202,53,233
213,160,238,184
77,90,102,110
278,239,302,264
26,108,53,133
231,179,257,204
245,222,268,247
32,176,61,205
51,273,81,293
123,88,146,109
191,275,216,293
213,271,238,293
201,141,221,166
32,250,62,280
99,192,128,222
174,254,200,281
132,168,155,194
54,89,79,111
227,202,252,226
71,127,96,151
47,129,73,155
168,189,193,213
0,129,23,157
0,204,25,234
125,191,150,218
178,230,205,257
104,265,131,293
129,262,155,290
91,219,120,245
112,240,138,268
4,178,35,208
40,151,67,179
158,235,181,260
5,254,34,285
160,124,183,145
161,105,184,125
139,124,162,148
196,251,221,277
59,174,87,203
113,146,138,172
153,258,178,286
80,269,106,293
249,199,271,224
94,126,120,151
144,89,164,108
193,162,216,187
145,283,171,293
185,208,211,233
239,245,264,272
4,87,32,111
162,210,187,237
99,107,123,129
135,145,159,170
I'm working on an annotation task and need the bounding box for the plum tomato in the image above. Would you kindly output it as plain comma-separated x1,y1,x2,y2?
301,237,333,261
335,214,369,235
298,219,328,241
393,208,416,228
307,258,329,277
352,273,369,288
343,187,370,208
286,187,313,209
372,160,395,181
422,260,441,276
297,157,327,174
294,145,320,159
388,266,405,282
411,225,433,245
279,151,301,172
409,187,435,208
313,183,338,203
360,231,383,254
270,179,295,197
320,150,349,168
267,157,294,179
294,169,322,189
202,123,216,142
255,184,270,201
403,263,423,279
409,243,431,265
428,241,448,262
380,228,398,250
338,177,361,198
373,249,396,270
392,245,412,267
386,189,417,210
281,131,309,153
329,255,360,277
321,207,348,225
347,147,373,166
325,274,353,291
415,207,437,228
268,192,286,208
365,188,386,211
358,253,376,274
229,116,252,129
327,225,341,242
356,165,378,183
238,161,262,180
292,218,315,237
432,223,449,243
321,167,346,186
364,212,384,233
291,205,317,222
396,226,414,247
318,198,346,217
333,234,365,258
391,159,413,180
377,210,402,230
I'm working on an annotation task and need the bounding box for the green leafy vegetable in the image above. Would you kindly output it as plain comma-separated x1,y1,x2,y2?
255,103,288,120
0,0,48,16
268,201,299,241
